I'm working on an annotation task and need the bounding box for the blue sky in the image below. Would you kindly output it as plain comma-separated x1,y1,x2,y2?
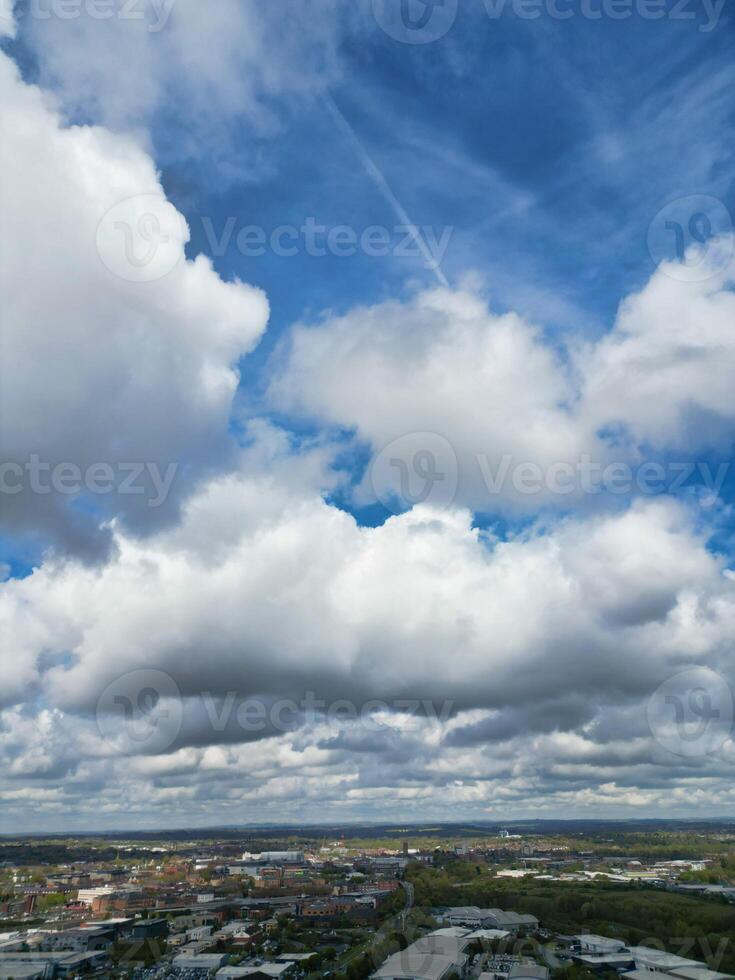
166,8,735,331
1,0,735,829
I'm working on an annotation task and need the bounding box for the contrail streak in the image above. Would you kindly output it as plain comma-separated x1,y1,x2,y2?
323,92,449,288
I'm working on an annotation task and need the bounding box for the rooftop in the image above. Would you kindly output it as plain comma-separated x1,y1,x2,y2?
374,950,459,980
668,968,735,980
630,947,706,971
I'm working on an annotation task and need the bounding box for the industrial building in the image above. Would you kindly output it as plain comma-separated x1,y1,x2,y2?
173,951,229,970
372,928,472,979
216,966,293,979
0,950,109,978
240,851,304,864
374,949,464,980
443,907,538,933
568,942,735,980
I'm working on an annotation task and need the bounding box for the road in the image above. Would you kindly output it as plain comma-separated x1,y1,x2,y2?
540,943,564,970
400,880,414,930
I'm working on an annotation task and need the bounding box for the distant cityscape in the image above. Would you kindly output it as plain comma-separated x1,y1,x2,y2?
0,824,732,980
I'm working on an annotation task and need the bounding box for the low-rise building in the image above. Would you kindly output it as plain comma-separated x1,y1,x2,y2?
484,910,538,933
374,949,462,980
216,966,293,979
373,928,470,980
572,952,635,972
0,950,109,978
445,906,491,928
623,971,735,980
75,886,115,906
668,968,735,980
508,965,549,980
275,953,316,965
35,926,111,952
173,952,229,970
444,907,538,933
573,935,629,955
241,852,304,865
0,964,48,980
130,917,169,940
630,947,709,974
465,929,512,944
